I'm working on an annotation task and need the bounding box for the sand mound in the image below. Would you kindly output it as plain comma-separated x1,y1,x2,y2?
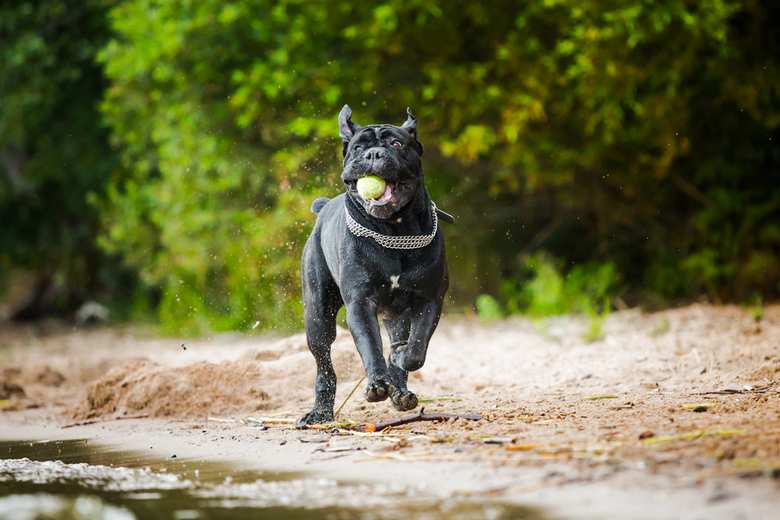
0,381,25,400
70,357,270,420
69,327,362,420
1,366,68,406
1,368,25,400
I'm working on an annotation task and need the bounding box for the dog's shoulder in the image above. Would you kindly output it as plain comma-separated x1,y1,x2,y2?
312,194,348,239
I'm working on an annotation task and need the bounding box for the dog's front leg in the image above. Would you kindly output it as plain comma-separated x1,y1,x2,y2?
384,312,419,411
391,297,442,372
346,299,395,402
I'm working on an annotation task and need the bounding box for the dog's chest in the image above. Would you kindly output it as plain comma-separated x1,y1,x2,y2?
382,273,410,297
370,245,443,299
378,281,411,318
374,269,421,318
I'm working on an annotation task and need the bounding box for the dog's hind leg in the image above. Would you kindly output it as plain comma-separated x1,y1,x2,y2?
298,246,343,425
384,312,419,412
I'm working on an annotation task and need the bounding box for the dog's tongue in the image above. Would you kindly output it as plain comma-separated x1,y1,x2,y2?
377,181,393,202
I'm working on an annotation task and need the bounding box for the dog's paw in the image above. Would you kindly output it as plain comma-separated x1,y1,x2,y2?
391,389,418,411
365,379,395,402
296,408,333,426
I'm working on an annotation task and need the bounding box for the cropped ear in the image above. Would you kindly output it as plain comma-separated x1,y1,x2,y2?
401,108,418,139
338,105,362,156
401,107,424,156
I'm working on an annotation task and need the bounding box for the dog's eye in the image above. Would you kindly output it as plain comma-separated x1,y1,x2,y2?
354,145,362,151
392,141,402,148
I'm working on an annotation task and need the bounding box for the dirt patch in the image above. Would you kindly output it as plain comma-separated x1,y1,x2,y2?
0,381,25,400
65,326,362,420
69,358,271,419
36,366,66,387
1,365,68,403
2,304,780,482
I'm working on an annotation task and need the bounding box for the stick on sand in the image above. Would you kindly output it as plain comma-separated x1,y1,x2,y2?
335,376,365,417
345,406,482,432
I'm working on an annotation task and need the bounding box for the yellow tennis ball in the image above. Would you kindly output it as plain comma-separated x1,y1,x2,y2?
356,175,386,200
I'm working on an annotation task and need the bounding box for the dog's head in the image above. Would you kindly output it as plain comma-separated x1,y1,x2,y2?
339,105,425,220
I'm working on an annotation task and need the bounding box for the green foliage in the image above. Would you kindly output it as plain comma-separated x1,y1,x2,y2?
500,253,620,317
492,253,618,340
469,254,617,338
95,0,780,332
0,0,125,310
744,294,764,323
476,294,503,323
652,318,670,337
3,0,780,332
581,306,608,343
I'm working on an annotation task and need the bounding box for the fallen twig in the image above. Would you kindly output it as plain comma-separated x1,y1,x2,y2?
298,436,330,443
642,428,746,445
361,449,434,460
266,410,293,417
692,382,778,396
61,414,150,429
256,417,296,424
337,429,399,437
335,377,365,417
208,416,237,423
314,446,366,453
737,468,780,480
344,406,482,433
506,444,545,451
683,403,718,410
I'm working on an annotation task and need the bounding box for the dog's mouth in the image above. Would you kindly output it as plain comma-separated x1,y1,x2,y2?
365,179,395,205
344,175,417,220
346,178,398,205
372,180,394,203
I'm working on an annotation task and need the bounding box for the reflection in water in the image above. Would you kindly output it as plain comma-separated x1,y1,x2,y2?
0,440,546,520
0,494,134,520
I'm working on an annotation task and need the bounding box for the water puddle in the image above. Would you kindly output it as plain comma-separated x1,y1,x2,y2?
0,440,546,519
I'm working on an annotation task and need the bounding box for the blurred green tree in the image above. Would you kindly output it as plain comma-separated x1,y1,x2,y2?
0,0,125,318
4,0,775,330
95,0,779,333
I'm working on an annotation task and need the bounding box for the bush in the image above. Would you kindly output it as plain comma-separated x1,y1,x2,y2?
5,0,779,333
476,294,503,323
499,253,620,317
0,0,128,317
94,0,778,334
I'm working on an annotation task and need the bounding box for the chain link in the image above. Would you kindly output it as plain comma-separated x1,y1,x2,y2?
345,203,439,250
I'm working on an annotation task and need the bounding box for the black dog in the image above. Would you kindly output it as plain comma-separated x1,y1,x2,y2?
298,105,452,425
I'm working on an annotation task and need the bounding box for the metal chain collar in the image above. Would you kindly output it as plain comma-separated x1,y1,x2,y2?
345,203,439,250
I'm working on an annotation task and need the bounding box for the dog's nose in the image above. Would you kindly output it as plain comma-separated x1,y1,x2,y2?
363,147,386,162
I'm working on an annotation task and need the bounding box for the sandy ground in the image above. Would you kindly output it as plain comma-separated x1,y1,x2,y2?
2,304,780,519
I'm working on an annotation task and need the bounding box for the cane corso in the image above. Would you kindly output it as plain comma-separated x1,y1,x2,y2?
298,105,452,425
